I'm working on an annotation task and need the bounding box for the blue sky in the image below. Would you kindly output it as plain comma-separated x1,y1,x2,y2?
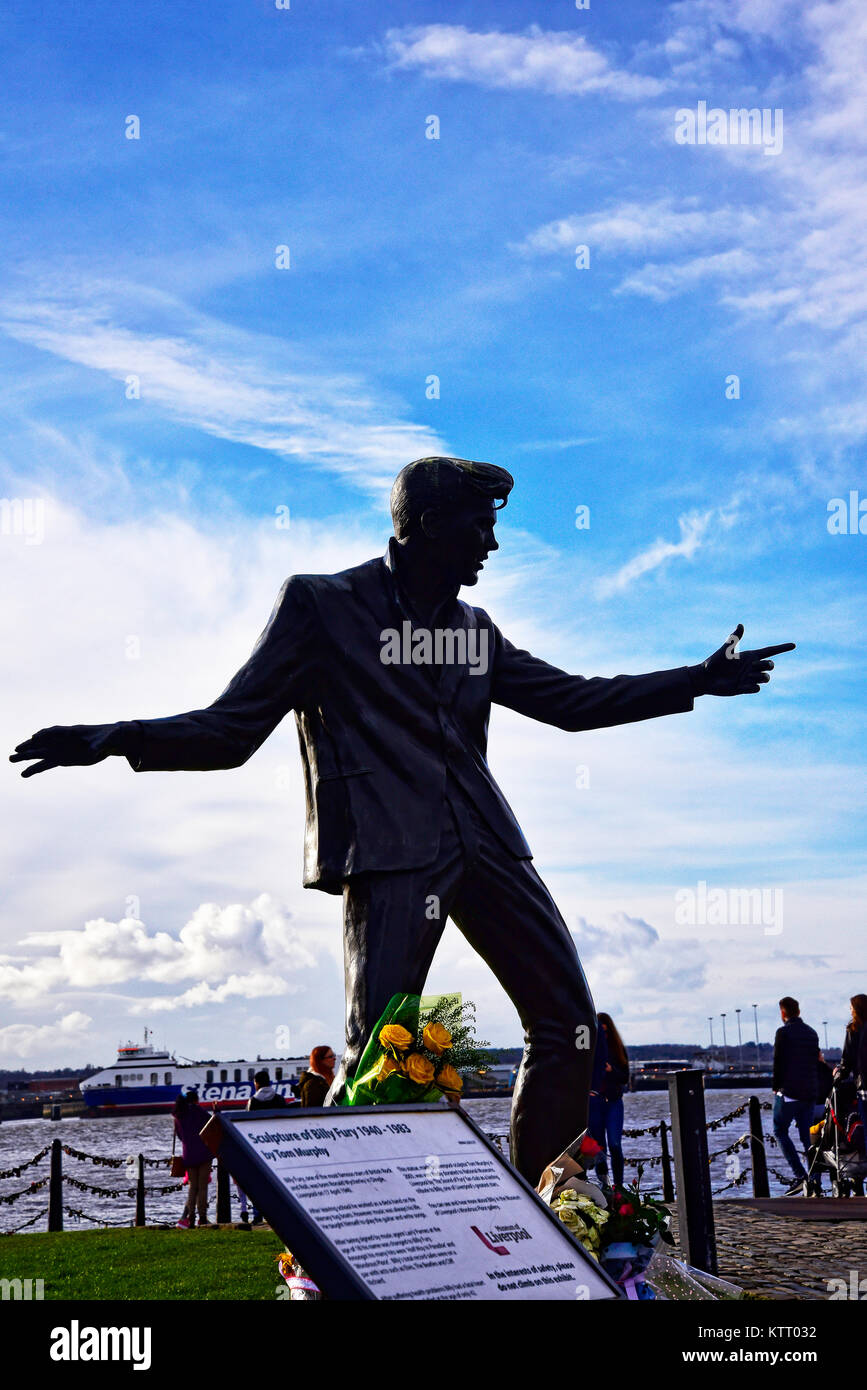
1,0,864,1067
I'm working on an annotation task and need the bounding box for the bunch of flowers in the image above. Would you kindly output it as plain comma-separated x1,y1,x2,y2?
540,1140,673,1295
555,1189,609,1260
599,1165,673,1251
277,1250,322,1301
376,1017,463,1100
341,993,489,1107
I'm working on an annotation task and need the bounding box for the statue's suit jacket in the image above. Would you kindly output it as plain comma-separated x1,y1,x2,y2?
124,545,695,894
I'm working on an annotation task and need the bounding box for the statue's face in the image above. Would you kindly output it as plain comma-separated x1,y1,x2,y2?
430,497,500,588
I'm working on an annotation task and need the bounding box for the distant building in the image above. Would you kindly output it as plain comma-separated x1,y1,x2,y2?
10,1077,83,1097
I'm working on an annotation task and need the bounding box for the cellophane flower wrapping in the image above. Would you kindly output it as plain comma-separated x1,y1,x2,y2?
555,1188,609,1260
340,993,444,1106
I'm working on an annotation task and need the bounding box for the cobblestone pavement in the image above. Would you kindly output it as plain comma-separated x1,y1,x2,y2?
674,1205,867,1300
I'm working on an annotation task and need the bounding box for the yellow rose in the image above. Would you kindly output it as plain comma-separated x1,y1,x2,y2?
422,1021,452,1056
379,1023,414,1053
404,1052,436,1086
435,1064,463,1095
375,1055,401,1081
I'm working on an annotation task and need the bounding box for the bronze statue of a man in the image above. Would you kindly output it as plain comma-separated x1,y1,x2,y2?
11,457,795,1182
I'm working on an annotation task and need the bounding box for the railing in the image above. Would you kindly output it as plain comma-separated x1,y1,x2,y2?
486,1090,783,1201
0,1140,184,1232
487,1076,792,1276
1,1084,794,1251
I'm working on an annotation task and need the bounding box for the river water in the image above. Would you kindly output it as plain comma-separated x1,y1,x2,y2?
0,1090,788,1234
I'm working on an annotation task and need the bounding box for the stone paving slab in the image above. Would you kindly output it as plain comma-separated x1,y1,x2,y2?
728,1197,867,1221
674,1204,867,1300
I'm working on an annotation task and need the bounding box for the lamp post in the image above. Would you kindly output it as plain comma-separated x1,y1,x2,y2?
752,1004,759,1069
735,1008,743,1071
720,1013,728,1069
822,1020,829,1052
708,1016,714,1062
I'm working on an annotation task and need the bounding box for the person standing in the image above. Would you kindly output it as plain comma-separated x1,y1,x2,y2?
173,1087,213,1228
240,1069,289,1225
836,995,866,1089
588,1014,629,1187
297,1047,336,1107
836,994,867,1139
859,1012,867,1142
246,1069,289,1111
772,997,821,1195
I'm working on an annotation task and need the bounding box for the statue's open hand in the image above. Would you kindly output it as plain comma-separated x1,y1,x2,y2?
9,724,120,777
695,624,795,696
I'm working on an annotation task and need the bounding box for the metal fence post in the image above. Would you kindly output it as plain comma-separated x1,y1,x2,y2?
135,1154,146,1226
216,1156,231,1224
749,1095,770,1198
659,1119,675,1203
668,1070,717,1274
48,1138,63,1232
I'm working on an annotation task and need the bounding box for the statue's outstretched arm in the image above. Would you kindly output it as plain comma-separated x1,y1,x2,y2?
489,619,794,732
10,577,316,777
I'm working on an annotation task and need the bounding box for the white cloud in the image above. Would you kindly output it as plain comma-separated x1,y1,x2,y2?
615,248,757,301
3,894,317,1007
595,511,713,596
0,283,445,498
516,200,756,257
131,971,291,1014
382,24,667,99
511,0,867,447
0,1011,92,1061
572,912,709,996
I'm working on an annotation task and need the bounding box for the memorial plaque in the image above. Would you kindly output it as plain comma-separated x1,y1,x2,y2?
215,1103,622,1301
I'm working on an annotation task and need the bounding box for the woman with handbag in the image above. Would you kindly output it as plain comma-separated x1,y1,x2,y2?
172,1087,213,1228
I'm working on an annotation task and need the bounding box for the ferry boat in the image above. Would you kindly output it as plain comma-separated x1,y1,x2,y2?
80,1032,310,1115
629,1058,773,1091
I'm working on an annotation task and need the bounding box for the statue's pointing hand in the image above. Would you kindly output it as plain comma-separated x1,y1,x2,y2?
691,624,796,697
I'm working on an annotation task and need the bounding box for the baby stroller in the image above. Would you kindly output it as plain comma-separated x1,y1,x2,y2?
806,1079,867,1197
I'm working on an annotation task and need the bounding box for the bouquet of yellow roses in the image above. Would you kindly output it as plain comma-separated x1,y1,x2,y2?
340,993,476,1106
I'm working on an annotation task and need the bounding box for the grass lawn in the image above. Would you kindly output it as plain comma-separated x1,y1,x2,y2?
0,1226,286,1300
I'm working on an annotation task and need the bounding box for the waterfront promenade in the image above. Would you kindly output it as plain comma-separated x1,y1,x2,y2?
675,1202,867,1300
3,1087,866,1301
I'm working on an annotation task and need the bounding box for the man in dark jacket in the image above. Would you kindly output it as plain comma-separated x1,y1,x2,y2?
246,1069,288,1112
772,997,821,1194
9,456,795,1183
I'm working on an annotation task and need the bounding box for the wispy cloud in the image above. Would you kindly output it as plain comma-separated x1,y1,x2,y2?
0,282,446,497
381,24,667,100
515,199,758,257
595,511,714,597
616,248,758,300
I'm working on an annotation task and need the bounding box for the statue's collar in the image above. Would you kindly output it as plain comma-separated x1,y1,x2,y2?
384,535,401,575
383,537,460,626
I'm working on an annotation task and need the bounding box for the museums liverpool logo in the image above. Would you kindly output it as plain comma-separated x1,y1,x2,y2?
471,1223,531,1254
